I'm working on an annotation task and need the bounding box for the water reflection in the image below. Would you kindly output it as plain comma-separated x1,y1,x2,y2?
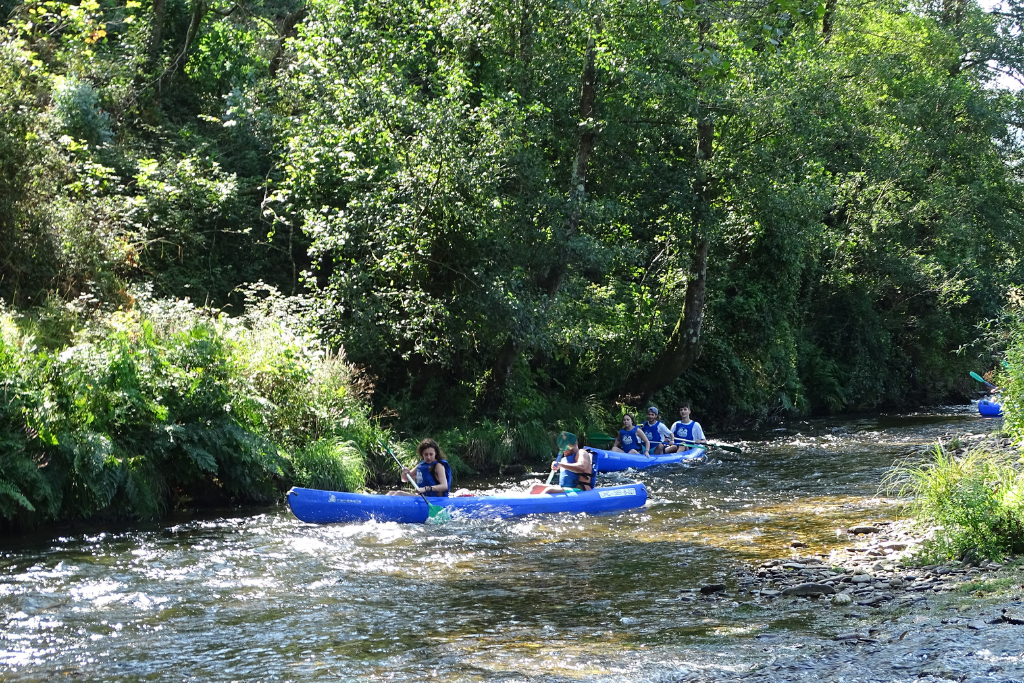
0,407,1004,681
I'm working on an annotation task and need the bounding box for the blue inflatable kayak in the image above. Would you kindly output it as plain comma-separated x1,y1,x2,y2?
287,484,648,525
588,446,706,472
979,398,1003,417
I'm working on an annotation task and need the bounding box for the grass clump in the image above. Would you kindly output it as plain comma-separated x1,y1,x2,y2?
886,443,1024,562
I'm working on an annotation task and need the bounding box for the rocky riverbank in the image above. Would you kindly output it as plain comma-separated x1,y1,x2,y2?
677,517,1024,682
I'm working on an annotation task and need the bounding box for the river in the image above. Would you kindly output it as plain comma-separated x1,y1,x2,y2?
2,406,1019,682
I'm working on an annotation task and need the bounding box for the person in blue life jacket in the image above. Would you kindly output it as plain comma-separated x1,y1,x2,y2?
612,413,651,456
386,438,452,497
640,406,673,455
529,432,597,495
664,402,707,453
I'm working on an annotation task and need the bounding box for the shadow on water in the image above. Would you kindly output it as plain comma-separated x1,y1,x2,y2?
0,406,1007,681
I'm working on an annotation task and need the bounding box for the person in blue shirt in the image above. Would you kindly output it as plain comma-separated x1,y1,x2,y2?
386,438,452,497
612,414,650,456
529,432,596,494
665,402,707,453
640,406,673,454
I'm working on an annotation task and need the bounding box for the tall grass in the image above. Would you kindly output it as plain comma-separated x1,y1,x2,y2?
886,443,1024,562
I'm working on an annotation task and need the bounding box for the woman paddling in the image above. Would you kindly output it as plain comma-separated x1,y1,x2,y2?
612,414,650,456
386,439,452,497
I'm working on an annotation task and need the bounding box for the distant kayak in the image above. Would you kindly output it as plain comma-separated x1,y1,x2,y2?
979,398,1003,417
588,446,707,472
287,484,648,524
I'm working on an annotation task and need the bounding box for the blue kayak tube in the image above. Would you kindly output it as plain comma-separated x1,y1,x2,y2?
979,398,1003,417
588,446,707,473
287,483,649,525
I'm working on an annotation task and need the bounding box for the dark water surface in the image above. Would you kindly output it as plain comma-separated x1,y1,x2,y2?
0,407,1008,681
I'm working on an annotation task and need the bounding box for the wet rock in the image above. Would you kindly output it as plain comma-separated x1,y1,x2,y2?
888,577,904,589
782,583,836,597
759,589,780,597
832,593,853,606
781,562,806,569
790,540,808,548
968,620,987,630
880,541,908,551
857,593,894,607
700,583,726,595
851,574,873,584
1001,609,1024,625
848,525,880,534
834,631,863,640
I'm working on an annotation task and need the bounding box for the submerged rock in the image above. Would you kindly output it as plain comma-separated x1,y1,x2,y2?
700,583,726,595
782,583,836,597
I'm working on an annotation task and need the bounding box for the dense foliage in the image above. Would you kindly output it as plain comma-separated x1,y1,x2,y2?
4,0,1024,523
0,292,389,525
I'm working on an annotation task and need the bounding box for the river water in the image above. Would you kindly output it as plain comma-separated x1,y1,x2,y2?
1,407,1018,682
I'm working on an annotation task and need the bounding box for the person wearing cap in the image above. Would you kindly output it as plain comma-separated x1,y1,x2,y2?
640,407,673,455
665,401,707,452
528,432,596,495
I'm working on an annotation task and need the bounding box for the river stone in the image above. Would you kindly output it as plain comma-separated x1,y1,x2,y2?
968,619,987,630
759,589,780,597
700,583,726,595
881,541,908,551
834,631,864,641
782,583,836,597
851,574,873,584
889,577,904,589
832,593,854,606
781,562,806,569
1002,610,1024,625
848,525,880,534
790,540,808,548
857,592,894,607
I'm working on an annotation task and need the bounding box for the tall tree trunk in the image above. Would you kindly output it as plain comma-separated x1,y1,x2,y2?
822,0,838,41
269,8,308,79
148,0,167,66
482,30,600,410
620,14,716,406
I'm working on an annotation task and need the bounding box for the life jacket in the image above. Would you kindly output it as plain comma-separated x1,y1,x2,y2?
558,450,597,491
641,420,665,445
619,426,642,453
415,459,452,497
672,421,697,444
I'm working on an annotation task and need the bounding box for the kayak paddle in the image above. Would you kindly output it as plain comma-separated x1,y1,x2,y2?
380,441,451,523
679,440,742,454
970,371,997,389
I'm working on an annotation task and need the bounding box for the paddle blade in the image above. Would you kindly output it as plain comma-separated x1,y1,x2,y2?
427,505,451,523
714,443,743,454
970,371,996,388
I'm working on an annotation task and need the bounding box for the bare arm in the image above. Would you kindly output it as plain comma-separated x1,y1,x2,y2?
557,449,592,473
638,430,651,455
428,462,448,495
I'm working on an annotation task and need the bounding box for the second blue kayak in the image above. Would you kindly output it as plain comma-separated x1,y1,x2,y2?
588,446,707,472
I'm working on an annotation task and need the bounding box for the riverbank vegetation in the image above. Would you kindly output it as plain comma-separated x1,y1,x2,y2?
4,0,1024,524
